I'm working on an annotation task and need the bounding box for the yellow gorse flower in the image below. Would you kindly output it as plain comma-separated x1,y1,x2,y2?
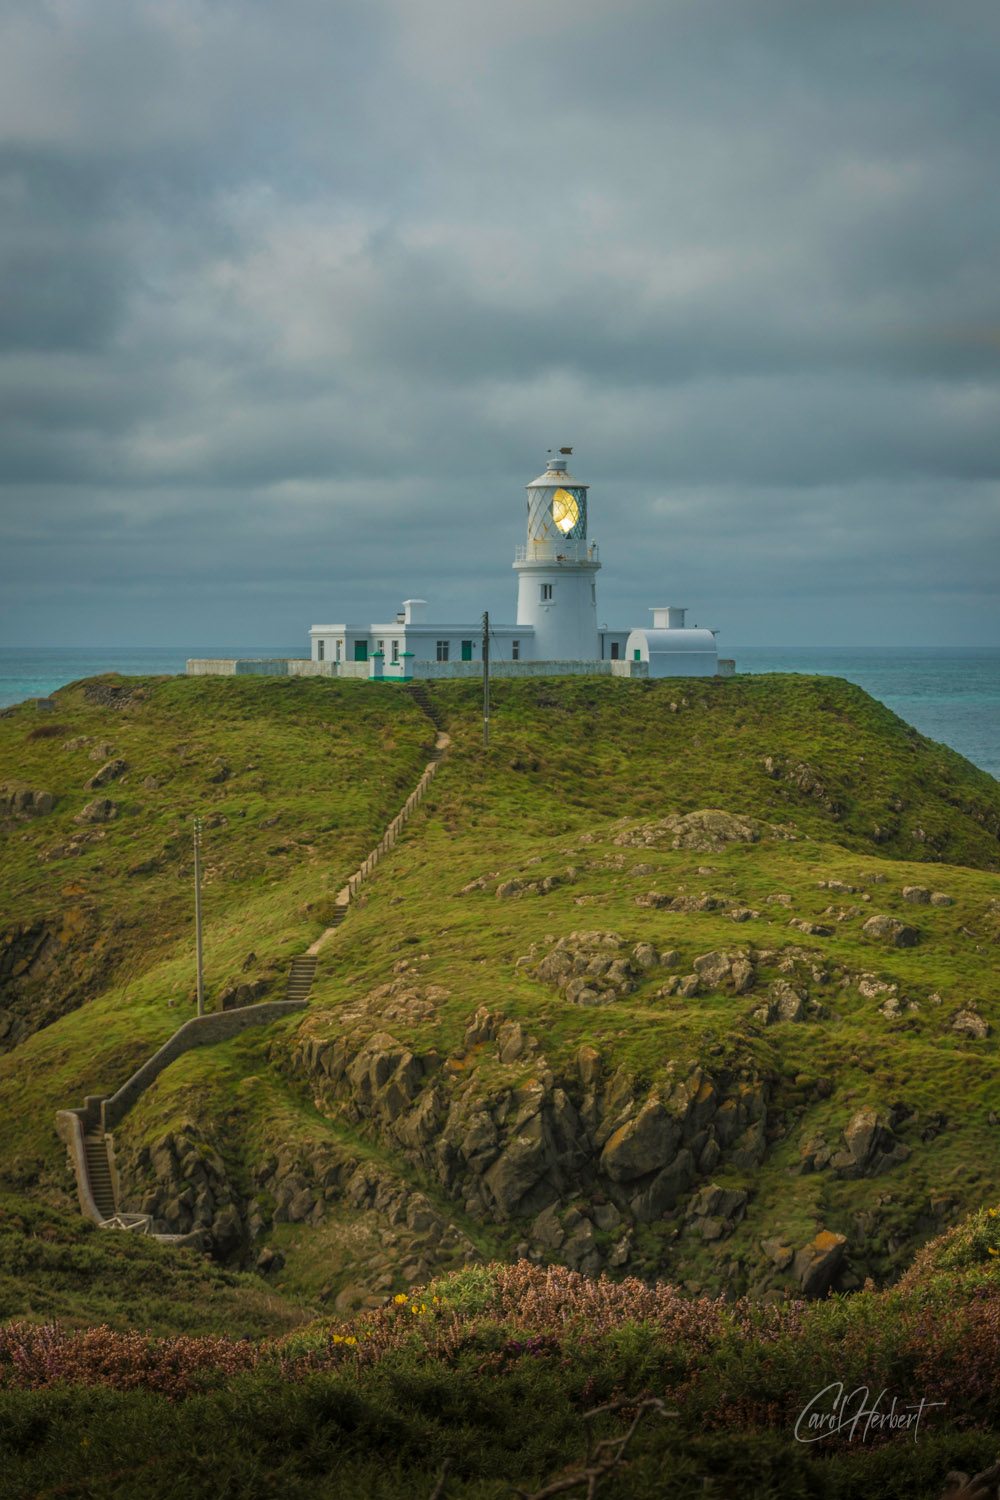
393,1293,408,1305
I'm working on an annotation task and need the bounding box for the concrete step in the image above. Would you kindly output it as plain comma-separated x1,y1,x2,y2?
405,683,440,728
286,955,318,1002
84,1135,116,1218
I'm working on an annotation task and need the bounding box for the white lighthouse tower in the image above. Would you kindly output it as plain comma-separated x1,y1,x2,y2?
513,448,601,660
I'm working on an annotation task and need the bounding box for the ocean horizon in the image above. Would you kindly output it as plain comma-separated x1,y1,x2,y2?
1,643,997,780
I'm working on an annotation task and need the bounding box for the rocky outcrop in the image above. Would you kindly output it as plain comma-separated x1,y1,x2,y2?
117,1125,480,1289
521,930,666,1007
692,950,755,993
796,1109,911,1180
286,993,771,1277
760,757,846,818
613,809,797,852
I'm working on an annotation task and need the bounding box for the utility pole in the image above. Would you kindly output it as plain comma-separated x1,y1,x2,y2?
193,816,205,1016
482,610,490,749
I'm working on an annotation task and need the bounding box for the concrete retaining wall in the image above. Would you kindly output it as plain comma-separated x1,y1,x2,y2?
188,657,652,681
55,1110,106,1225
287,659,336,677
101,1000,308,1130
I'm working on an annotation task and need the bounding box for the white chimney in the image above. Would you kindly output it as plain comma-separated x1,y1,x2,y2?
403,599,427,625
651,606,686,629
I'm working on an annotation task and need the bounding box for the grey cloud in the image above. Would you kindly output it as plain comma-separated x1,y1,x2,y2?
0,0,998,647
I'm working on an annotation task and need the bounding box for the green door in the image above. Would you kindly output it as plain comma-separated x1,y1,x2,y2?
354,641,368,662
461,640,473,661
634,649,641,661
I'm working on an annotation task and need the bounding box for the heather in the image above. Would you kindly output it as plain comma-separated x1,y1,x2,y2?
3,1261,1000,1497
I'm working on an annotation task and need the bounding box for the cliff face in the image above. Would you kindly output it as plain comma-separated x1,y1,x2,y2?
2,671,1000,1313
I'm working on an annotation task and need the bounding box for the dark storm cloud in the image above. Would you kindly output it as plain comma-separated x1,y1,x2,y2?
0,0,998,646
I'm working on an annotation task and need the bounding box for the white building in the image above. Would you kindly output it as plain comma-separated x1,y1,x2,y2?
306,450,730,680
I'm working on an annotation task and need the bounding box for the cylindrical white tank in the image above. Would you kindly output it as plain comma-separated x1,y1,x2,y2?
626,625,718,677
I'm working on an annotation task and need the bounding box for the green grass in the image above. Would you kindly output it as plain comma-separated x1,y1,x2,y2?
2,670,1000,1317
0,1192,305,1336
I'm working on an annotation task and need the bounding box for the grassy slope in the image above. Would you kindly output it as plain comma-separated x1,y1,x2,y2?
2,672,1000,1316
0,673,433,1044
0,1193,306,1337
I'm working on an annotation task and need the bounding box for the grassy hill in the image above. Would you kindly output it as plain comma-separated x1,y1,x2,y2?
2,668,1000,1494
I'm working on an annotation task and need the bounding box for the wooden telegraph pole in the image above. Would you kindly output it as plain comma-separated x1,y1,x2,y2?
193,816,205,1016
482,610,490,749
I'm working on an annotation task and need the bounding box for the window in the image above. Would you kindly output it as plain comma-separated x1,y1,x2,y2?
610,641,619,660
377,639,384,655
336,640,342,662
391,640,399,663
512,640,520,661
317,640,325,661
436,640,449,662
540,583,553,601
461,640,473,661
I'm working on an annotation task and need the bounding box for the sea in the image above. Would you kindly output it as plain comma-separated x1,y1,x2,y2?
0,644,997,781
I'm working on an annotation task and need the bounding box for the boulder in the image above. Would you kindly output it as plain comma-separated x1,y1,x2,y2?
793,1229,847,1297
862,915,920,947
84,757,128,790
761,1238,794,1271
630,1149,694,1222
496,1021,524,1064
687,1184,748,1222
953,1009,990,1040
788,918,833,938
577,1044,600,1086
531,1203,565,1250
930,892,953,907
600,1100,682,1182
693,951,733,989
482,1125,549,1217
771,980,805,1023
75,797,118,824
902,886,931,904
0,784,56,818
829,1108,910,1177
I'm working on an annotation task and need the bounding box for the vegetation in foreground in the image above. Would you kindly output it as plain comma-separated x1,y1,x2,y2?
5,1225,1000,1500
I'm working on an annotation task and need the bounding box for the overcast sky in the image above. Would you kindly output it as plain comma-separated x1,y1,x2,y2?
1,0,998,649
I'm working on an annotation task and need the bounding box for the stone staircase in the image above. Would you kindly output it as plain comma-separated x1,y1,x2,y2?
60,711,455,1236
84,1134,116,1218
285,954,318,1002
405,681,440,729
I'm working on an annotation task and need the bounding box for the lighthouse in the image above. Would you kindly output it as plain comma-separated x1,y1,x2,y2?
513,448,601,660
190,445,732,682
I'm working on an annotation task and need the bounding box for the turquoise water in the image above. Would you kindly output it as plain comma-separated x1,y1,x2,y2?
0,645,997,780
